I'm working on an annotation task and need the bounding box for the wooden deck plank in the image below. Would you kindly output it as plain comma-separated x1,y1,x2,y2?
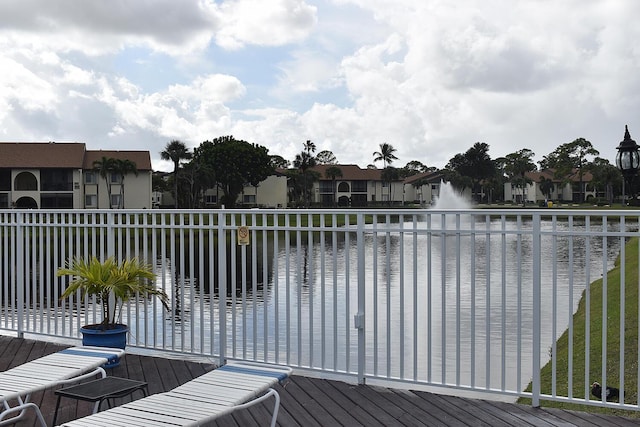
2,335,640,427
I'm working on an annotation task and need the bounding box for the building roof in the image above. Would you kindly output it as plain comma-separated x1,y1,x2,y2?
84,150,152,171
0,142,152,171
403,171,444,185
312,164,383,180
0,142,86,168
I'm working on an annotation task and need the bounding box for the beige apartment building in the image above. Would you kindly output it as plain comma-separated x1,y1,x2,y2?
0,142,152,209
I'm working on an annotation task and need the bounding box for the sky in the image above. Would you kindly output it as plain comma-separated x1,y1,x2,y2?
2,0,640,172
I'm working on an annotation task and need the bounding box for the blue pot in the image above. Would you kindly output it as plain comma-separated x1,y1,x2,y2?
80,324,128,368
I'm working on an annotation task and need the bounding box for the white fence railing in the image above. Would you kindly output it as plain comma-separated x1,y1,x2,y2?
0,208,638,410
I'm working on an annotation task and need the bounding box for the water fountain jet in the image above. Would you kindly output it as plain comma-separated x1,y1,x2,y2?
431,181,470,209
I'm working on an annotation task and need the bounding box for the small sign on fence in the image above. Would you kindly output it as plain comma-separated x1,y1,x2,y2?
237,226,250,245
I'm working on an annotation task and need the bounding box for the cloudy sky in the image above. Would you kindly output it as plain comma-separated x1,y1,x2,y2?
2,0,640,172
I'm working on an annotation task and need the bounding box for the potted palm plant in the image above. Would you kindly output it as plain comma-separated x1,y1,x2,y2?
57,256,170,362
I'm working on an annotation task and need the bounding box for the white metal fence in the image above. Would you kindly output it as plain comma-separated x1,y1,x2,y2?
0,208,638,410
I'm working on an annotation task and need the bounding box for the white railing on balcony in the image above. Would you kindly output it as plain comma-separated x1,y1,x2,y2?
0,208,638,410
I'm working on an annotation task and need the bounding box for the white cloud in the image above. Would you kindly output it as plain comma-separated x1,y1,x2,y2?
214,0,317,49
3,0,640,172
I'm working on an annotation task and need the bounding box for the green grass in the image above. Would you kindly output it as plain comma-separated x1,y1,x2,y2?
518,237,640,418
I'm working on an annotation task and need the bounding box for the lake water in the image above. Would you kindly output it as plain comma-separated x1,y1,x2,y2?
120,188,622,394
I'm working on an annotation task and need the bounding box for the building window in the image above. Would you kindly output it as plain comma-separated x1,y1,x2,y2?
351,181,366,192
0,169,10,191
111,194,121,208
205,195,217,204
85,171,96,184
319,181,333,193
110,173,121,184
85,195,97,207
337,182,350,192
40,193,73,208
14,171,38,191
41,169,73,191
243,194,256,204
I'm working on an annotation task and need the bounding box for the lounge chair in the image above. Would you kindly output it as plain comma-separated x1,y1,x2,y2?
0,346,125,427
57,360,293,427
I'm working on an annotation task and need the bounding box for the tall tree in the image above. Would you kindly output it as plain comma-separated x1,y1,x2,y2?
195,136,273,208
589,157,622,204
303,140,316,157
114,159,138,208
503,149,536,206
316,150,337,165
373,143,398,169
538,176,555,202
325,166,343,206
93,156,116,208
446,142,495,202
539,138,599,203
161,140,192,208
293,142,318,207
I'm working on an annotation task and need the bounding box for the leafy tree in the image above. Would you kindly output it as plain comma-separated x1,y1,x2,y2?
503,149,536,206
539,176,555,202
402,160,435,177
589,157,622,204
446,142,495,202
325,166,343,206
270,155,290,169
539,138,599,203
286,168,320,207
178,159,215,208
316,150,337,165
93,156,116,208
440,169,472,195
373,142,398,169
161,140,192,208
152,173,170,193
195,136,273,208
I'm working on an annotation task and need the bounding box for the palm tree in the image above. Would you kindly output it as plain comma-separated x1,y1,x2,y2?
114,159,138,208
325,166,343,206
373,143,398,203
303,140,316,157
161,140,192,208
93,156,116,208
373,142,398,169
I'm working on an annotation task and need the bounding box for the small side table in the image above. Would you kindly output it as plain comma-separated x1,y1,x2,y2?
52,376,148,426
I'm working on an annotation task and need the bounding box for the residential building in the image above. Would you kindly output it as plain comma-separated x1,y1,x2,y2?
504,169,597,204
403,170,447,205
0,142,152,209
303,164,403,207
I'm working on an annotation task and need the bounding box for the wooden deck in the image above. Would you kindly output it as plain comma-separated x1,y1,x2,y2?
1,335,638,427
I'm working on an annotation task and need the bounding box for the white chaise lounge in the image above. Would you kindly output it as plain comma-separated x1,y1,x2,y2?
0,346,125,427
57,360,293,427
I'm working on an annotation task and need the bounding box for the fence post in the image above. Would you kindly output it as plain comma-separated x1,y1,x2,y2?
355,213,366,384
106,211,116,257
218,211,227,365
15,211,24,338
531,213,542,407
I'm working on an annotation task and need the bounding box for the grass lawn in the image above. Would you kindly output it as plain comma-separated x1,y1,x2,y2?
518,236,640,418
